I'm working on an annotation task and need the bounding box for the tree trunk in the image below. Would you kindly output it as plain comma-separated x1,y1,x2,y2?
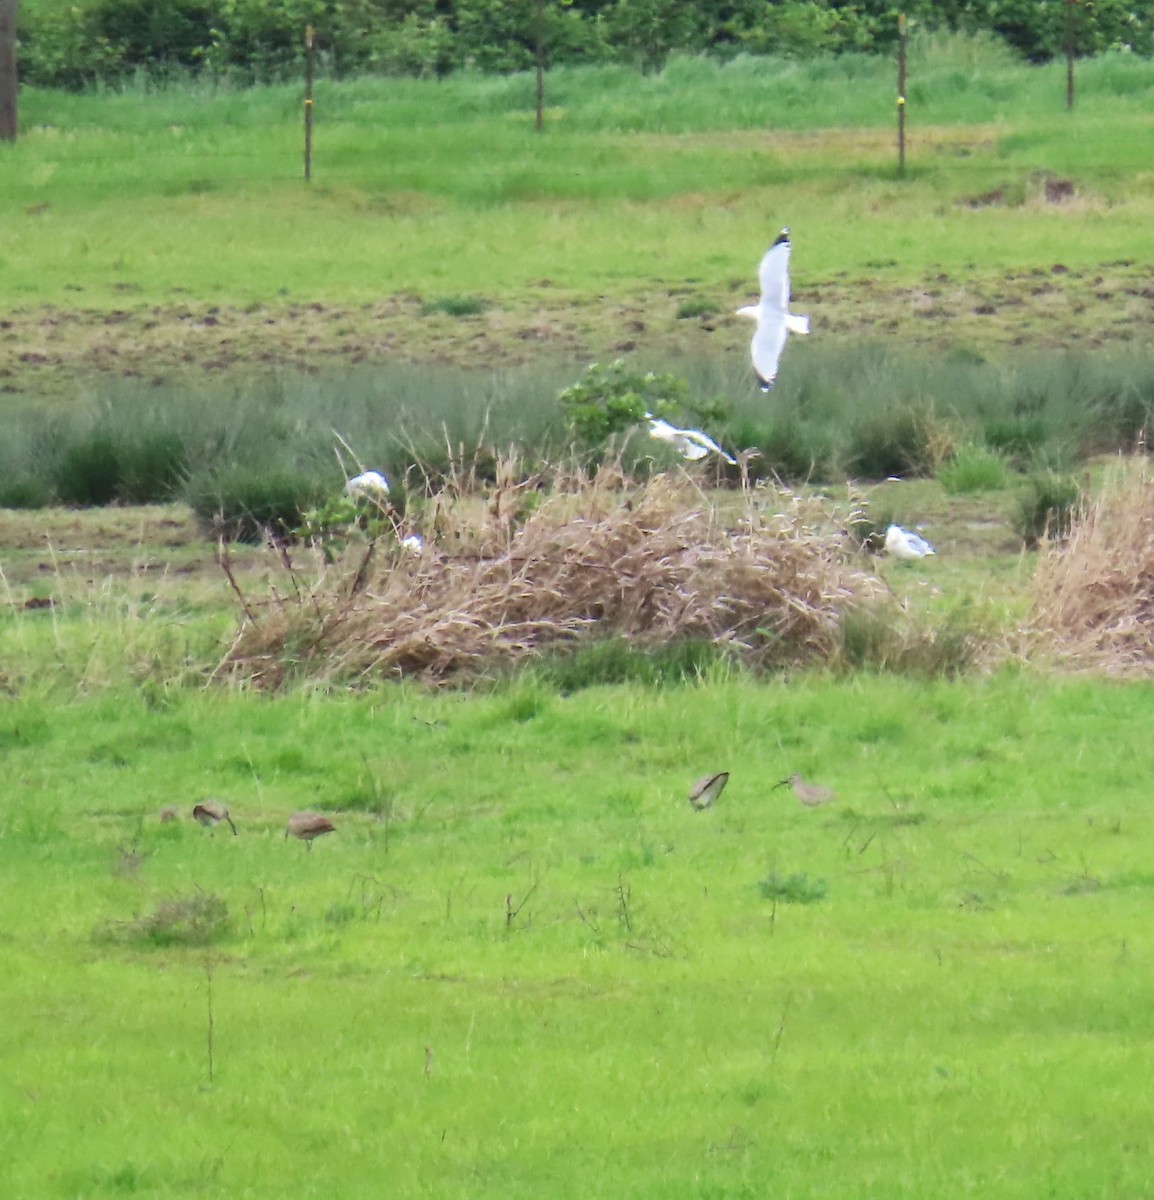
0,0,17,142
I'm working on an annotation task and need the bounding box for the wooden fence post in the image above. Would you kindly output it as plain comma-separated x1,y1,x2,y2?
535,0,545,132
1065,0,1076,110
304,25,315,181
897,14,907,177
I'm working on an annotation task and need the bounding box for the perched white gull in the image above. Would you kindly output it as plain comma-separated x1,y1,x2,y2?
645,414,737,465
884,524,935,560
345,470,390,499
736,227,810,391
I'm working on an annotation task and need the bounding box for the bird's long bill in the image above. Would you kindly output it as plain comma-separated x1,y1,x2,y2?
772,778,790,789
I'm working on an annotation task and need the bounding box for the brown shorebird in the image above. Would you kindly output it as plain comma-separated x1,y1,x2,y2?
689,771,729,811
285,812,337,849
774,773,835,808
192,800,237,835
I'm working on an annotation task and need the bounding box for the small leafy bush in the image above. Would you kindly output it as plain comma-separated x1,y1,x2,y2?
845,406,952,480
558,359,691,451
535,636,730,693
187,466,330,543
755,418,835,484
420,295,488,318
54,434,123,506
984,415,1049,467
840,600,988,678
938,444,1010,494
758,872,827,904
97,891,231,948
675,296,714,319
0,476,54,509
1013,472,1084,548
119,433,189,504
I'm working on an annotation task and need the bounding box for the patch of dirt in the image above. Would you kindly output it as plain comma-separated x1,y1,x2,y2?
2,262,1154,399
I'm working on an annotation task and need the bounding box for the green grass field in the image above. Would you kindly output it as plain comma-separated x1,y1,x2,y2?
5,675,1154,1198
4,38,1154,1198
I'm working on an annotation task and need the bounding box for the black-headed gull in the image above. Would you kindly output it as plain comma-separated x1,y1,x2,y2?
736,227,810,391
884,524,935,560
645,414,737,465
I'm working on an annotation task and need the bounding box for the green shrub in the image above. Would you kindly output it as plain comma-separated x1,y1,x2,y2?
1013,472,1085,548
54,434,123,507
118,433,189,504
754,418,835,484
420,296,489,318
96,891,231,948
535,636,730,693
839,601,987,678
558,359,691,452
758,872,827,904
0,477,54,509
186,466,330,543
983,415,1049,467
844,406,950,481
937,444,1010,494
675,296,714,319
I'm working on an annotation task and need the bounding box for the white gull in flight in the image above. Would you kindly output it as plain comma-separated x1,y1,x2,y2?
736,227,810,391
645,414,737,465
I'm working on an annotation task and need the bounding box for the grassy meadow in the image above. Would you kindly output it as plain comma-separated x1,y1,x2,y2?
3,34,1154,1198
6,675,1154,1198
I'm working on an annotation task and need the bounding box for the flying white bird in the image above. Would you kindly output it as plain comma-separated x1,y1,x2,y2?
736,227,810,391
645,414,737,465
345,470,391,499
884,524,936,560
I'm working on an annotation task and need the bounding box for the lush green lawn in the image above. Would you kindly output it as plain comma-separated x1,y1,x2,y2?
3,674,1154,1197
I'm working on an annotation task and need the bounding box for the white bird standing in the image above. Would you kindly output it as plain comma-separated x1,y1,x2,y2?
645,414,737,465
736,227,810,392
884,524,936,560
345,470,391,499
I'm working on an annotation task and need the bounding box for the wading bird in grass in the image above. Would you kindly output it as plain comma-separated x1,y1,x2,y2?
884,524,936,560
736,227,810,392
645,414,737,465
345,470,391,499
192,800,237,835
774,774,835,808
689,771,730,810
285,812,337,849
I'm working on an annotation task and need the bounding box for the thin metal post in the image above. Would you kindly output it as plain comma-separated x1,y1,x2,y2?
304,25,315,181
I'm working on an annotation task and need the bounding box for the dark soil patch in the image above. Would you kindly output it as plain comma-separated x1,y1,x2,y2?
3,263,1154,400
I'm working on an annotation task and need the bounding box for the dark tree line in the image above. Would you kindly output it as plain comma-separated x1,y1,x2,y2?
15,0,1154,91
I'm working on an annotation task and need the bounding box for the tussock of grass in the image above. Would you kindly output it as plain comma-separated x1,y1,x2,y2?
1029,463,1154,674
220,466,881,686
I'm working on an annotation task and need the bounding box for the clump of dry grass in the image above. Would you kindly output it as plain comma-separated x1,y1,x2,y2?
1028,462,1154,674
217,464,883,687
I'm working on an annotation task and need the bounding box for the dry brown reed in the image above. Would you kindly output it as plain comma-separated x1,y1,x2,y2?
217,463,881,687
1028,461,1154,674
